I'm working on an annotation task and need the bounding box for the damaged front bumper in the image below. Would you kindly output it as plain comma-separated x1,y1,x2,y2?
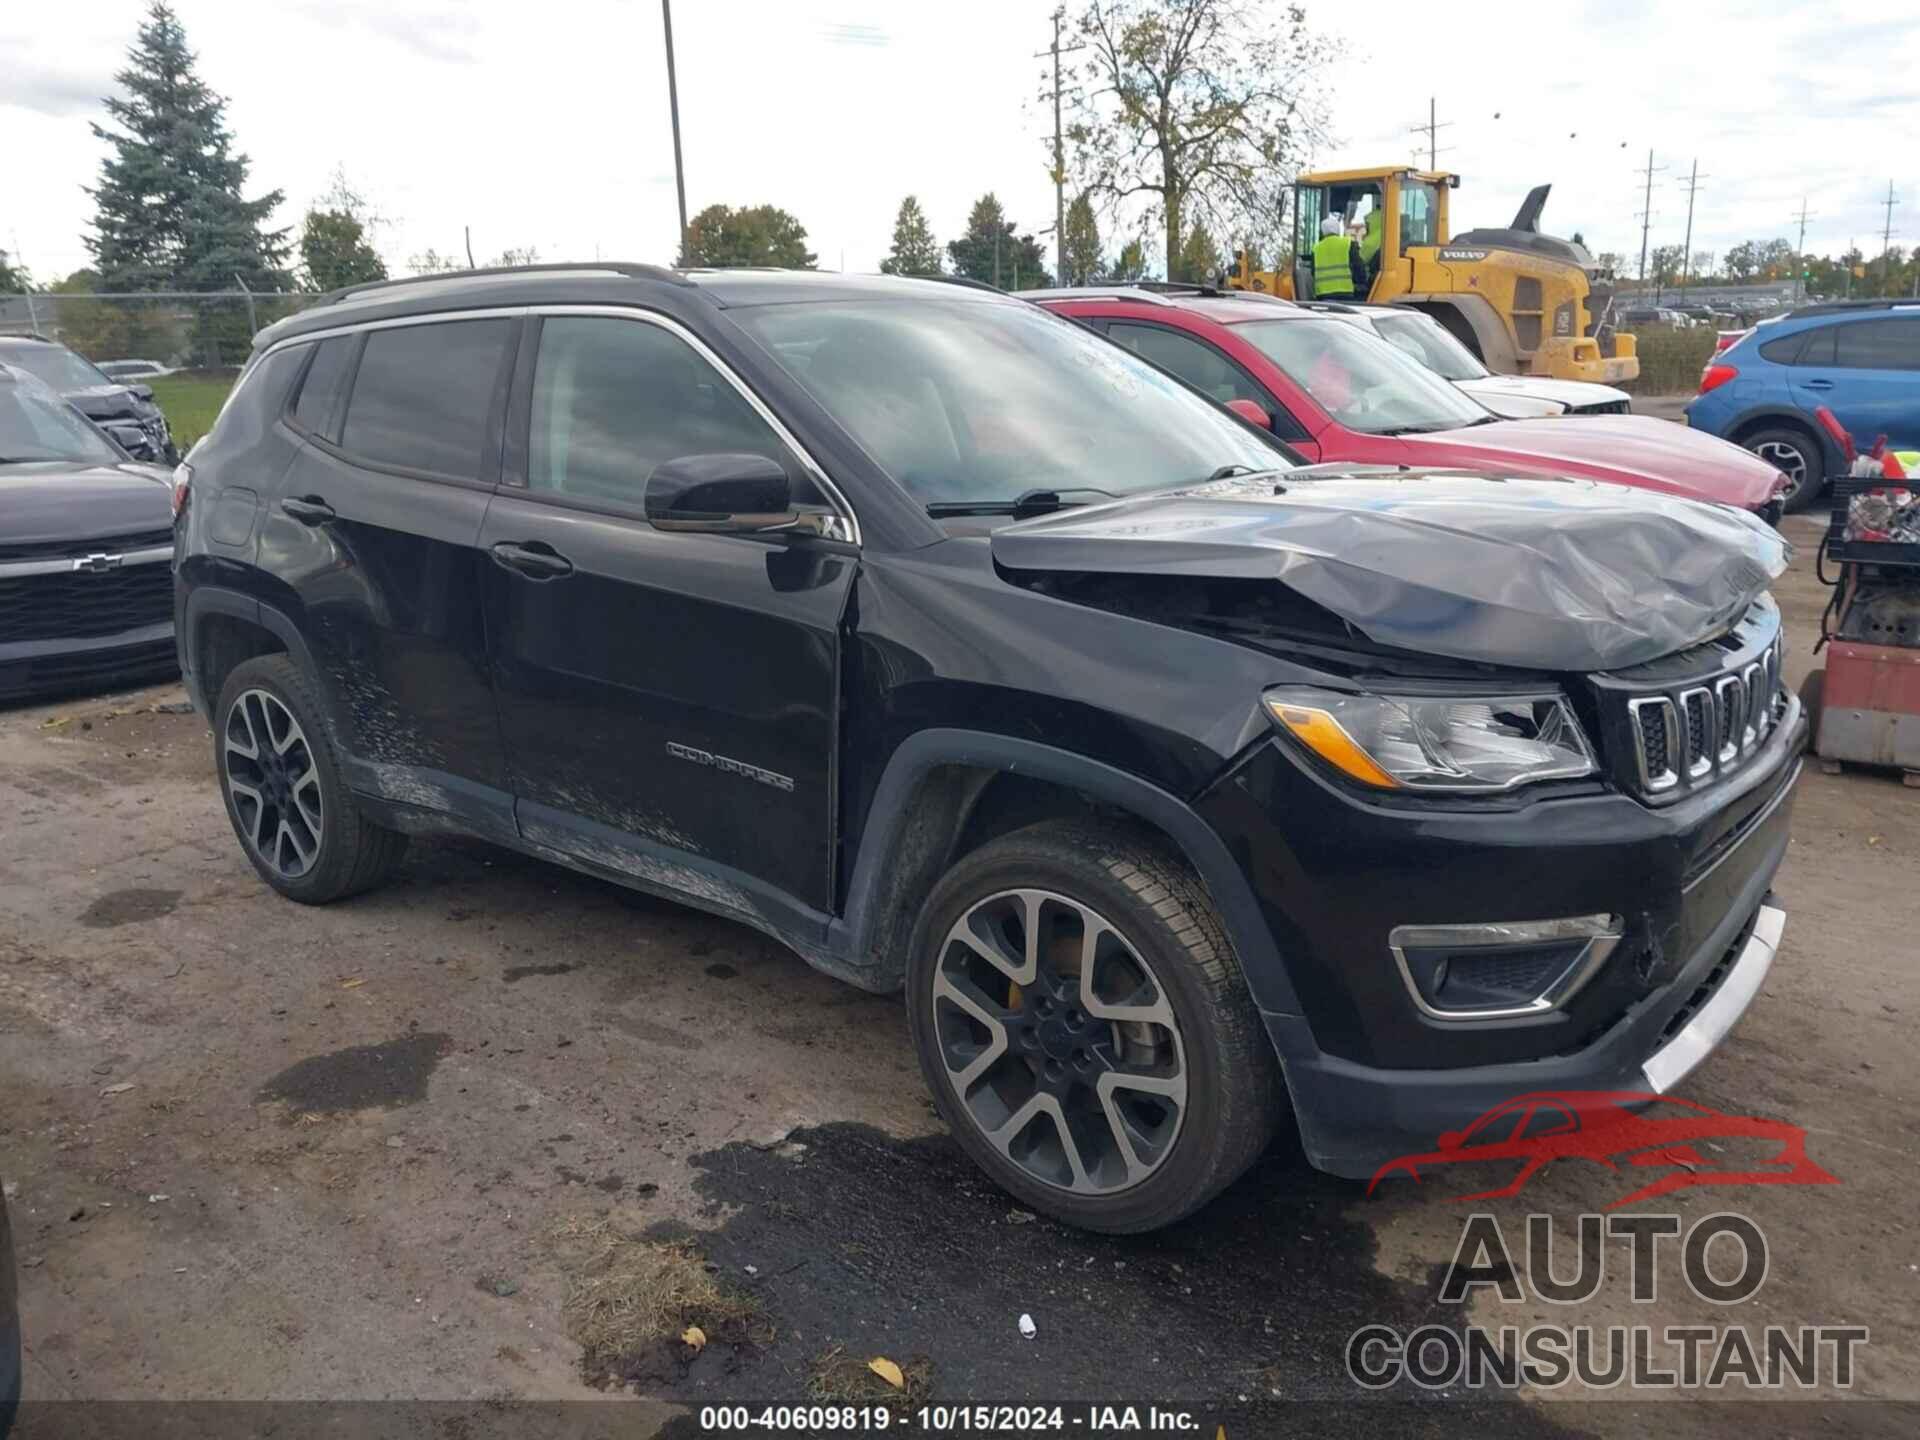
1197,696,1806,1181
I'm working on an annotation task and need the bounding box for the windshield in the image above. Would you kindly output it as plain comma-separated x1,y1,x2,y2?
1372,312,1489,382
1236,318,1491,434
0,382,124,465
730,299,1288,507
5,344,112,391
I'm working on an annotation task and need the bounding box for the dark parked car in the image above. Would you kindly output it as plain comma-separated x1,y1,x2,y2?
0,363,178,701
0,336,178,464
175,265,1803,1232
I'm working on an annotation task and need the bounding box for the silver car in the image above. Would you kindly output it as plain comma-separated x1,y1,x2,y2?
1318,303,1632,419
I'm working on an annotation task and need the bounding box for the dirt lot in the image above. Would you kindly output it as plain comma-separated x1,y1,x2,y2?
2,511,1916,1435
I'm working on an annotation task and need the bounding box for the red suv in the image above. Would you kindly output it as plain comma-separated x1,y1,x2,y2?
1035,289,1785,515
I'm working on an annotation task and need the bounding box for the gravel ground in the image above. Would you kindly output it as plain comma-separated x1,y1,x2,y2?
2,511,1915,1436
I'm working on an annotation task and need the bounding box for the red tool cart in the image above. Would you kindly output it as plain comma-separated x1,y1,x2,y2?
1805,463,1920,785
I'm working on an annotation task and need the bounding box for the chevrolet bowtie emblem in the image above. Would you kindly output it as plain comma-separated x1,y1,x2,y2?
74,553,124,573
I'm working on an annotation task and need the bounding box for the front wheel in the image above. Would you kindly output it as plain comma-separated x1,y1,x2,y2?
1745,427,1826,513
907,820,1284,1233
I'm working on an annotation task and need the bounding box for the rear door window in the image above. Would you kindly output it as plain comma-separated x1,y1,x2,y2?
1757,331,1806,365
340,319,514,479
1833,318,1920,370
1795,325,1836,367
289,335,358,441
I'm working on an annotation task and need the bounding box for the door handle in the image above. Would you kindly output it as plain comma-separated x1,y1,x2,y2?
281,496,336,525
489,541,575,580
1804,379,1835,390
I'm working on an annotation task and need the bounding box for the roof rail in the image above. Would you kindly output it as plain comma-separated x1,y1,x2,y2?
1291,299,1361,314
312,261,688,309
1033,284,1176,306
916,273,1011,295
1785,297,1920,320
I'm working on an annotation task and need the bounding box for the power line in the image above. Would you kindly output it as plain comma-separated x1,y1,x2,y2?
1880,181,1900,293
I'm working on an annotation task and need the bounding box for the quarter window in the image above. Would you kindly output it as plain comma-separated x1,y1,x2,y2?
290,335,358,440
527,316,795,508
340,319,514,478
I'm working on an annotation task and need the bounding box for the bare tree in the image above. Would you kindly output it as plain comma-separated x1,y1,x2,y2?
1065,0,1337,278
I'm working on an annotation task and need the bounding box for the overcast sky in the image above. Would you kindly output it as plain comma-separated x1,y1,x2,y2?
5,0,1918,287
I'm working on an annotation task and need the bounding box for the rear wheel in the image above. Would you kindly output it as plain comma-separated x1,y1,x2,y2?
1744,426,1825,513
214,655,407,903
907,820,1283,1233
1798,669,1825,753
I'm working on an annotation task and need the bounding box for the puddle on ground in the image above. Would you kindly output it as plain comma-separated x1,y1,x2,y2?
78,887,180,928
635,1123,1581,1434
256,1032,452,1112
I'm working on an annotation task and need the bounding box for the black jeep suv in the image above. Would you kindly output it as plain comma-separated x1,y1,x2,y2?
175,265,1804,1232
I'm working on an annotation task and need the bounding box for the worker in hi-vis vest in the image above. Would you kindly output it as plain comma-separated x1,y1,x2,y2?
1311,215,1365,299
1360,207,1383,287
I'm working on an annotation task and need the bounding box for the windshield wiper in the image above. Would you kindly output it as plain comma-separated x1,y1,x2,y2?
925,486,1114,518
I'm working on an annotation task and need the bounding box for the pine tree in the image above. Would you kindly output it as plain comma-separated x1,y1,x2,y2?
85,2,290,294
1177,223,1223,285
1062,195,1102,285
879,196,942,276
299,211,386,292
946,194,1051,289
0,250,32,293
1107,238,1150,282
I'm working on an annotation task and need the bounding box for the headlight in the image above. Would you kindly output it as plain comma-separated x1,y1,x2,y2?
1264,686,1596,793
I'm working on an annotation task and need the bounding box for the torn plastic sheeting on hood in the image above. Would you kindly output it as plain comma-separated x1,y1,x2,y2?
990,471,1791,672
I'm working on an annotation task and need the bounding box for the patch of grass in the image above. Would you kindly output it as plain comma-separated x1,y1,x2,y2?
808,1346,935,1406
548,1215,766,1377
147,371,237,449
1617,327,1717,395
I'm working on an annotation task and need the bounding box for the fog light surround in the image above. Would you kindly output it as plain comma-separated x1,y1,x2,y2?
1388,914,1623,1021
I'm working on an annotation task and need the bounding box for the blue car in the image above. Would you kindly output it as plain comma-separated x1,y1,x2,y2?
1686,299,1920,511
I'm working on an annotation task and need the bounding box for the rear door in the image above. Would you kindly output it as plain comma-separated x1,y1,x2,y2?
480,309,854,914
261,314,519,839
1792,316,1920,451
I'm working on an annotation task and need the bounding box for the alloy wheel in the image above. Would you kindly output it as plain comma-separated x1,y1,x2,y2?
1753,439,1809,503
223,688,324,879
930,888,1187,1195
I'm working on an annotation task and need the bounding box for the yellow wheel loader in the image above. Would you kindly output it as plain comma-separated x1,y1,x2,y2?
1230,167,1638,384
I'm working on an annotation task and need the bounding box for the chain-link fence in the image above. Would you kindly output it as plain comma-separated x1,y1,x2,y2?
0,289,320,369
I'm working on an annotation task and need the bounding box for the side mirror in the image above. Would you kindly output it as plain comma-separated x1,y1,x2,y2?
645,453,796,534
130,383,156,401
1226,397,1272,429
1437,1131,1464,1152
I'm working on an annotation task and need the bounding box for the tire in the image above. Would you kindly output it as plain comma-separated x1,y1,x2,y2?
907,819,1285,1233
213,654,407,903
1798,669,1825,752
1744,426,1826,513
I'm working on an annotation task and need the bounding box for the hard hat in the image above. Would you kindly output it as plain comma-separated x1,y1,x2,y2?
1320,216,1344,237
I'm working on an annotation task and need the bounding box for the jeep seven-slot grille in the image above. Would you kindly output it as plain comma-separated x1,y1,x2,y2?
0,561,173,644
1620,632,1784,799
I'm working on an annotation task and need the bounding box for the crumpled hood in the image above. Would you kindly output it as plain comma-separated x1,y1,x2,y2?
64,383,159,423
991,470,1791,672
1418,414,1783,508
0,462,173,547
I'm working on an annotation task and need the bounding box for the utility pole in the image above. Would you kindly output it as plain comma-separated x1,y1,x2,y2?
1880,180,1899,294
1034,9,1084,286
662,0,689,262
1792,198,1815,301
1633,149,1665,295
1677,159,1707,299
1405,97,1452,171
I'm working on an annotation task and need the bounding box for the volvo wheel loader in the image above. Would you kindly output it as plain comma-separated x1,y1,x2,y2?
1229,167,1638,384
